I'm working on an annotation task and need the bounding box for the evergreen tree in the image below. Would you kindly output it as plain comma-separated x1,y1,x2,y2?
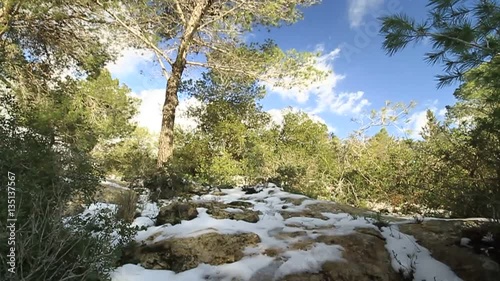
99,0,328,166
380,0,500,87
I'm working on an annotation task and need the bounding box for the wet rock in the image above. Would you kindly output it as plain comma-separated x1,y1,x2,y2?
308,201,372,217
263,248,284,257
273,231,308,241
279,201,375,222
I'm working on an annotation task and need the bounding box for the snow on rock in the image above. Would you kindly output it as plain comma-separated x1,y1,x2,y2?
224,207,245,213
112,255,275,281
275,243,345,279
83,202,118,215
105,185,465,281
381,225,463,281
132,217,155,228
140,202,159,218
101,180,129,190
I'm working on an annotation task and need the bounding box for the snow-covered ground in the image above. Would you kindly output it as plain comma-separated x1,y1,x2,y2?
101,179,130,190
81,184,463,281
381,226,461,281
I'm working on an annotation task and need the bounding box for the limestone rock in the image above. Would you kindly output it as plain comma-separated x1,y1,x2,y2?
155,202,198,226
278,228,400,281
123,232,261,272
200,201,260,223
227,200,254,208
399,220,500,281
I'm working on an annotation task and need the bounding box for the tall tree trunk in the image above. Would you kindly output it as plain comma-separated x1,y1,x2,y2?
157,63,182,167
156,0,211,167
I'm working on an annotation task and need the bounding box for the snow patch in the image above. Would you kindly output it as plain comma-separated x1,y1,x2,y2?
72,184,468,281
381,226,462,281
276,243,344,278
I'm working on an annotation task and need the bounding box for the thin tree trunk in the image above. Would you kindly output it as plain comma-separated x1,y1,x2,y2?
156,0,211,167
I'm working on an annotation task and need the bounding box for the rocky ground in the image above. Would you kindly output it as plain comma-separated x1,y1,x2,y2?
82,183,499,281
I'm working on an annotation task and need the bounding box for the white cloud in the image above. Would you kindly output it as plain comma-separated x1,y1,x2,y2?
348,0,384,28
408,109,429,139
265,48,343,104
175,97,203,131
106,48,155,77
267,108,335,133
131,89,201,134
438,108,447,117
407,104,451,138
268,108,288,127
312,90,370,115
131,89,163,133
265,47,370,116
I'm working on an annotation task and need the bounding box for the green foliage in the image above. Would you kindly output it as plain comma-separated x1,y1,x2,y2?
416,57,500,218
333,129,419,206
94,127,157,180
148,65,498,219
1,209,132,281
380,0,500,87
270,111,335,199
378,0,499,218
143,163,196,201
0,0,114,85
173,72,273,187
0,95,135,280
1,1,140,279
14,70,138,152
202,150,244,186
104,0,328,165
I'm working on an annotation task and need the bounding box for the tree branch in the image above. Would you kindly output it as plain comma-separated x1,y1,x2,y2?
95,0,174,66
185,59,279,84
0,0,24,38
428,31,492,51
173,0,186,25
154,50,170,79
198,2,246,30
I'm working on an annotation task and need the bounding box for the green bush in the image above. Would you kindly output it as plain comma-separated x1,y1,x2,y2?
2,204,136,281
0,96,134,280
143,164,195,201
93,127,157,181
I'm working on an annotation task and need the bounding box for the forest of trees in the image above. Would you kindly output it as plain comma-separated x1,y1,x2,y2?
0,0,498,280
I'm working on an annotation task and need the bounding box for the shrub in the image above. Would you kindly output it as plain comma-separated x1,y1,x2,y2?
0,96,134,280
92,127,157,181
143,164,195,201
0,204,135,281
115,190,139,223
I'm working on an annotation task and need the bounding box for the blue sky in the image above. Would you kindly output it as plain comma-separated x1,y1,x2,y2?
106,0,459,139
